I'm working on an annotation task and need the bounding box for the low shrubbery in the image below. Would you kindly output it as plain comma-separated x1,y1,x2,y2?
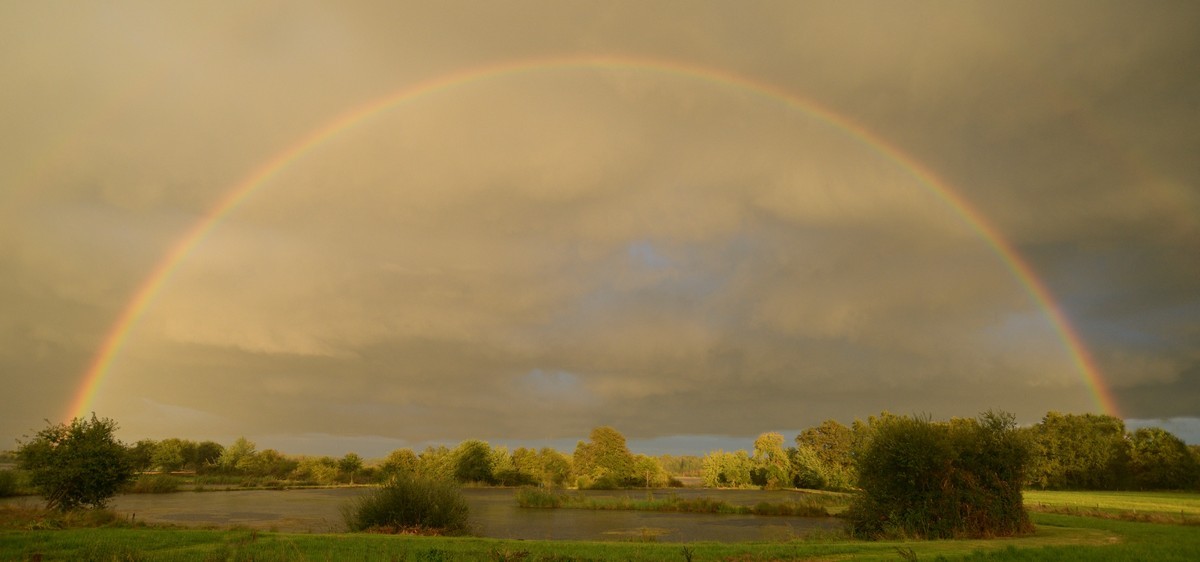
342,474,470,534
0,470,21,497
125,474,182,494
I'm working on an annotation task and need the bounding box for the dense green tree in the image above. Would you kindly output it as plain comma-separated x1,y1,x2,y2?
1026,412,1130,489
1129,427,1198,490
538,447,572,487
417,445,455,480
380,448,419,478
633,454,667,488
453,440,495,484
193,441,224,472
701,450,753,488
573,426,636,488
16,415,135,511
218,437,257,473
339,453,364,484
847,411,1032,539
751,432,791,488
796,419,855,485
788,444,830,490
152,438,191,472
127,439,157,472
291,456,339,484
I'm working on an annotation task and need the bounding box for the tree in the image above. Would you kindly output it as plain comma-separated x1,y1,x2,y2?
127,439,157,472
453,440,495,484
1026,412,1130,489
633,454,667,488
847,411,1032,539
218,437,258,474
701,450,753,488
16,415,136,511
193,440,224,472
538,447,572,488
380,448,419,478
1129,427,1198,490
573,426,636,488
152,438,189,472
796,419,855,488
339,453,364,485
752,432,791,488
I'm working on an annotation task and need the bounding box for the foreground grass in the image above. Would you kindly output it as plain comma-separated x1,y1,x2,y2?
1024,490,1200,525
6,504,1199,561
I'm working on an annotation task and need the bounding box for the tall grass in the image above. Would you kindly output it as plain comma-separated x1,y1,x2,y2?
341,474,470,534
125,474,181,494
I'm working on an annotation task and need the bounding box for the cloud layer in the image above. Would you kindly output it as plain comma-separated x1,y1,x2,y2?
3,1,1197,451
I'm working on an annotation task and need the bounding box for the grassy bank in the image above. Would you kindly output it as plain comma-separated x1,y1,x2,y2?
1024,490,1200,524
7,503,1200,561
0,511,1135,561
515,488,847,517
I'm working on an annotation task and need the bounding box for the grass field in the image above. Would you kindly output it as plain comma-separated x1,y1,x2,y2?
2,491,1199,560
1024,490,1200,524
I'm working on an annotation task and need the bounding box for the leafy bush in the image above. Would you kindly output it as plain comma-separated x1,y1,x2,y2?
0,470,20,497
342,474,469,534
16,415,135,511
125,474,181,494
847,411,1033,539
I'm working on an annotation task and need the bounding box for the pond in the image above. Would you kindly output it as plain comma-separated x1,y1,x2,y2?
25,488,843,542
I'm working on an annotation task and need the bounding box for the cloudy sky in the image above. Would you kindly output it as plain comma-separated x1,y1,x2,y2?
3,1,1198,456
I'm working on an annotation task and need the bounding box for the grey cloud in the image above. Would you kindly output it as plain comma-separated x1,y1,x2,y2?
2,1,1197,450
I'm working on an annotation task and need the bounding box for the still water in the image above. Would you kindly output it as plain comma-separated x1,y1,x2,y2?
88,488,840,542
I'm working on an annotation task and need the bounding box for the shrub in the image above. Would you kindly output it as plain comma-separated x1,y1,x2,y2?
847,411,1033,539
16,415,135,511
0,470,19,497
342,473,469,534
125,474,181,494
514,487,565,508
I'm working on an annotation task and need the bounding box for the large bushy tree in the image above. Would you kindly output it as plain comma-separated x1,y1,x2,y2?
573,426,636,488
16,415,135,511
847,411,1032,539
1129,427,1198,490
1025,412,1130,489
453,440,495,484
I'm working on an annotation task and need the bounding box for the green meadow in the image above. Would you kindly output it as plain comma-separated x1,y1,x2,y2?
4,492,1200,561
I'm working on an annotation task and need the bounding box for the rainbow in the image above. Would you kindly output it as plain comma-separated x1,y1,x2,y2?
64,54,1120,421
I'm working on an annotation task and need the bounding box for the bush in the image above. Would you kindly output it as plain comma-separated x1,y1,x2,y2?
125,474,181,494
342,474,469,534
515,487,565,508
16,415,135,511
847,411,1033,540
0,470,19,497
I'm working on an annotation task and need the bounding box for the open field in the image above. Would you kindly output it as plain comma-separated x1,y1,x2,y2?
1024,490,1200,524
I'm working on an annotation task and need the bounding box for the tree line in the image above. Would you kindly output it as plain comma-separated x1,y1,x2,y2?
8,409,1197,512
700,411,1200,492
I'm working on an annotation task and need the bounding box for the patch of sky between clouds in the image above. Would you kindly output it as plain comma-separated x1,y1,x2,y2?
1125,417,1200,445
627,240,671,269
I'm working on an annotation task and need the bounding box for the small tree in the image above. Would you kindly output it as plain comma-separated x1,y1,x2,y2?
16,415,135,511
339,453,364,484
